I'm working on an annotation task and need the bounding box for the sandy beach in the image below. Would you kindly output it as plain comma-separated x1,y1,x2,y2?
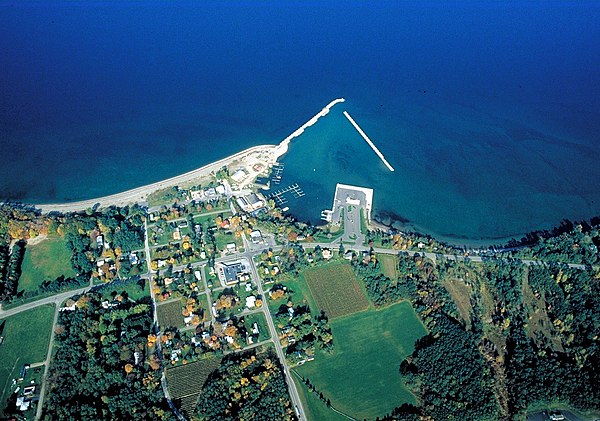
31,98,345,215
35,144,280,214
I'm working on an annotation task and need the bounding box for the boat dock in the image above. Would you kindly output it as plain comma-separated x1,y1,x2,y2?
270,163,284,185
267,183,305,206
343,111,395,172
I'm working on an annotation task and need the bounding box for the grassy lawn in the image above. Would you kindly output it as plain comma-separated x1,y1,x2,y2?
243,312,271,343
267,274,320,315
295,302,427,420
19,236,75,293
166,356,221,418
97,277,149,302
303,262,369,319
0,305,55,416
214,231,243,253
379,254,398,280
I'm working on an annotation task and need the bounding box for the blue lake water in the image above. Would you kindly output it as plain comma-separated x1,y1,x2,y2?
1,2,599,243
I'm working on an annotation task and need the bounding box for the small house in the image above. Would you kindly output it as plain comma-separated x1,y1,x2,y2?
250,230,263,244
246,296,257,309
173,228,182,241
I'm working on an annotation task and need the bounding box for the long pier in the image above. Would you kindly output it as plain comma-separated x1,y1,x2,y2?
343,111,395,172
273,98,346,159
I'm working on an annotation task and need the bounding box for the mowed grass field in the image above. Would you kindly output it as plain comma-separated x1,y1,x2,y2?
379,254,398,280
303,262,369,319
157,299,185,329
166,357,221,417
0,305,55,415
293,376,348,421
295,302,427,420
19,236,75,292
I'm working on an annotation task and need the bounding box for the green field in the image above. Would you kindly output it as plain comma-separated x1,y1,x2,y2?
97,277,149,302
0,305,55,416
267,275,319,315
379,254,398,280
295,302,427,420
243,312,271,343
166,357,221,417
19,237,76,292
157,299,185,329
293,374,348,421
303,262,369,319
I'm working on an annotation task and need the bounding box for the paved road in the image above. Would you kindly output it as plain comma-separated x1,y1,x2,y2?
247,245,307,421
303,242,590,270
144,219,185,421
35,304,60,419
341,204,364,245
527,409,598,421
0,281,92,319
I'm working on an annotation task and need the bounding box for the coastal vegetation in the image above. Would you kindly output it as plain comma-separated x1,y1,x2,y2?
1,197,599,421
0,204,147,304
355,251,600,419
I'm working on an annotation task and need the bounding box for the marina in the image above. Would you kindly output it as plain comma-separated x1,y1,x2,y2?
270,163,285,185
267,183,306,207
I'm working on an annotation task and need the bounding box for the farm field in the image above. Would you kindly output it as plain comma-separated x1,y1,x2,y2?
303,262,369,319
0,304,55,416
166,357,221,417
19,236,75,292
378,254,398,280
156,299,185,329
295,302,427,420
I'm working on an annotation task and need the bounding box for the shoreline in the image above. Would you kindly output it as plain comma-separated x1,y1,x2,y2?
34,144,279,214
29,98,347,215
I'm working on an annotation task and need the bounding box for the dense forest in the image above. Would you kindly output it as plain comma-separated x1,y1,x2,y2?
42,290,173,420
196,349,296,420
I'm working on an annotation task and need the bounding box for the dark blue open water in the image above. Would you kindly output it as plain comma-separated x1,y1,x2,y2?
1,1,599,243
